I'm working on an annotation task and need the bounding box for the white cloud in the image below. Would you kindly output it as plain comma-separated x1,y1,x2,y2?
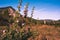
20,8,60,20
31,9,60,20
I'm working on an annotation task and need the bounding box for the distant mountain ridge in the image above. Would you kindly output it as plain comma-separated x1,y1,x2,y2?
0,6,15,11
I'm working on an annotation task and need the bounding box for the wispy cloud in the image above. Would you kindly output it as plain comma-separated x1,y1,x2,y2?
28,8,60,20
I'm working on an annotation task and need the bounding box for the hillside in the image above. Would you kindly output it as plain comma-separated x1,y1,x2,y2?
0,6,60,26
0,6,60,40
0,6,15,26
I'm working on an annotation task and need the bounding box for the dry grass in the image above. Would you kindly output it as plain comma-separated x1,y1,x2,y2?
25,25,60,40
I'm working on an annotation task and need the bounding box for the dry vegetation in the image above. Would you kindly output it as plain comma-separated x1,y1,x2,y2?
25,25,60,40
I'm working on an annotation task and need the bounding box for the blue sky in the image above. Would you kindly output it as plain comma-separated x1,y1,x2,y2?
0,0,60,20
